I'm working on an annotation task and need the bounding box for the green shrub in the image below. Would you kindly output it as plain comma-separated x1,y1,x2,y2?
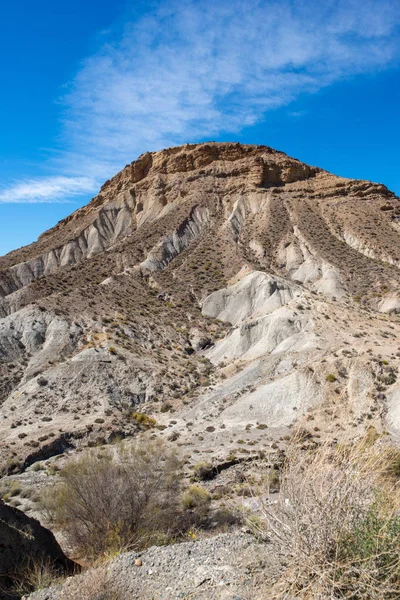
337,501,400,593
326,373,337,383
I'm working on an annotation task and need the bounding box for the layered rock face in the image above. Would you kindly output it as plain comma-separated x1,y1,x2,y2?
1,142,400,472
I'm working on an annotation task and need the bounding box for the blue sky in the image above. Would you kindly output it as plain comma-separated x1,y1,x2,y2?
1,0,400,256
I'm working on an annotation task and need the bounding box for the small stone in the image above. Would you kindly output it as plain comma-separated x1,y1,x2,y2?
134,558,143,566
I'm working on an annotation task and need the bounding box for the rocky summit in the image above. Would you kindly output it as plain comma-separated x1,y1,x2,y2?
2,142,400,597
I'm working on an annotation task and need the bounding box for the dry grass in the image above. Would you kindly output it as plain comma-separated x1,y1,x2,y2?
182,484,211,511
10,557,125,600
9,557,67,598
255,441,400,599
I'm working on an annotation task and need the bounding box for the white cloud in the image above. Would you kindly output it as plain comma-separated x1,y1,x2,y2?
0,176,97,203
3,0,400,202
59,0,400,168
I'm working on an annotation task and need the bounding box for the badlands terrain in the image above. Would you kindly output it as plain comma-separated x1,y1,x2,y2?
2,142,400,598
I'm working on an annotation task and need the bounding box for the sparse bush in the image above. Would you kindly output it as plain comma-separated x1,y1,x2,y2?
257,442,400,599
182,485,210,510
41,441,183,558
326,373,337,383
128,412,157,428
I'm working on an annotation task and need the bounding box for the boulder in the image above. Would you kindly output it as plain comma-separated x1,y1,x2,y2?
0,499,75,599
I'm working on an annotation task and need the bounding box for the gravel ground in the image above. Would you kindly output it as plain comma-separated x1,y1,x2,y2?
26,532,283,600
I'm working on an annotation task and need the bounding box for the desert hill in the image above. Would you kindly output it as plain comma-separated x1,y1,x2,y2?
1,142,400,472
3,142,400,598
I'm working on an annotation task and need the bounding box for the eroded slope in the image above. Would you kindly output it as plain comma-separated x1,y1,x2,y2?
1,142,400,472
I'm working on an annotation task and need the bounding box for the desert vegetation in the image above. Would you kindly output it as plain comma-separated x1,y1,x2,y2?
256,440,400,599
10,558,68,599
39,440,230,562
41,441,186,558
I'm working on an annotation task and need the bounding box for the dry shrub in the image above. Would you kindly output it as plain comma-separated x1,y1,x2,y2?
13,561,124,600
258,442,400,599
42,441,183,559
62,568,124,600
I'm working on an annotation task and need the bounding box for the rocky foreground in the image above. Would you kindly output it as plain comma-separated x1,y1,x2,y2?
26,532,282,600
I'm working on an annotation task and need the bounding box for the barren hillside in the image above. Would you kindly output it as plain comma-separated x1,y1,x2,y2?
3,143,400,597
1,142,400,470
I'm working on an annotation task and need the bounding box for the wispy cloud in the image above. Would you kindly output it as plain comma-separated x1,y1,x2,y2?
3,0,400,202
0,176,97,203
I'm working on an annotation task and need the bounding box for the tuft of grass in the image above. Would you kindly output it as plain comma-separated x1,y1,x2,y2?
192,461,214,481
32,462,45,472
9,481,22,497
12,558,66,597
182,485,211,510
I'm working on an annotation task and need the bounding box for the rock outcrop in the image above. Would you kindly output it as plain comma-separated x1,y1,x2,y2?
0,498,75,598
